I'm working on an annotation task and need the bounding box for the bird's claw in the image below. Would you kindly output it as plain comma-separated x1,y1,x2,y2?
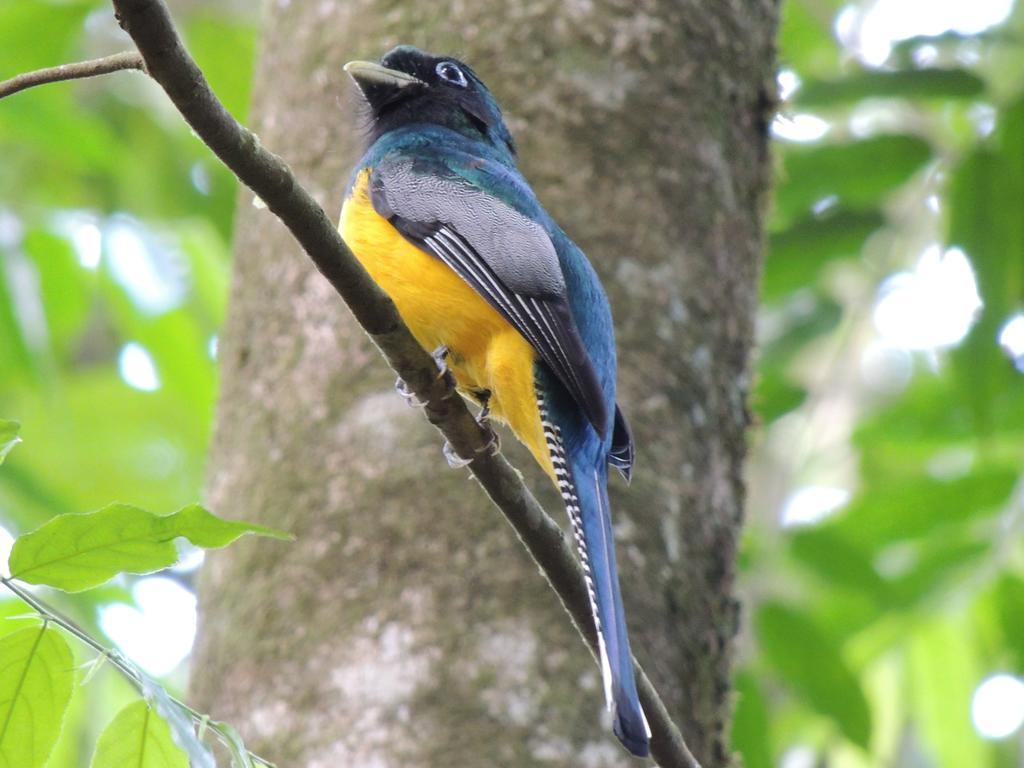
395,376,426,408
472,394,499,456
431,345,450,379
422,347,501,466
443,440,473,468
478,428,500,457
396,346,456,407
431,346,459,400
442,418,500,469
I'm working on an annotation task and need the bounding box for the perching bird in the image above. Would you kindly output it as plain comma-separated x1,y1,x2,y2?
341,46,650,757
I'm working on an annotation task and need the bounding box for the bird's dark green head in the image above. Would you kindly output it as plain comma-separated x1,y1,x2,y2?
345,46,516,159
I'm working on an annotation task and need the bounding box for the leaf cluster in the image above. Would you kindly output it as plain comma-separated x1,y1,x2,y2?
1,424,285,768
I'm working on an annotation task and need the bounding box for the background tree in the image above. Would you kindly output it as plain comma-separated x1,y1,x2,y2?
188,2,776,766
1,1,1022,767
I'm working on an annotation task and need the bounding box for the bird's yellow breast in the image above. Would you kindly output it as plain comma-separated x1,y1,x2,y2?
340,168,554,478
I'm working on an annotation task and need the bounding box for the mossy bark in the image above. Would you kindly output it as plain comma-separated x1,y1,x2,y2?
189,1,778,766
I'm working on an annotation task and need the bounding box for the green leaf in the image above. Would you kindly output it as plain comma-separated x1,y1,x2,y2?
90,701,188,768
0,598,39,638
757,602,871,748
0,420,20,465
752,367,806,423
775,135,932,226
908,617,988,768
185,13,257,122
2,368,213,526
830,469,1017,551
986,574,1024,670
732,670,773,768
808,589,884,645
789,527,890,603
854,372,1024,487
8,503,291,592
168,504,292,548
22,228,92,360
797,69,985,106
0,625,75,768
754,296,842,422
0,257,38,387
762,295,843,361
888,538,989,608
0,2,94,73
778,0,843,76
177,219,230,328
889,30,1013,68
949,97,1024,436
764,208,885,302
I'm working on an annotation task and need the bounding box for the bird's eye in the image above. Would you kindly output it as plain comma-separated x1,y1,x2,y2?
435,61,468,88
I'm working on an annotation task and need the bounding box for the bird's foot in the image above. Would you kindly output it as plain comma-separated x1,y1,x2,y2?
477,427,500,457
395,346,453,407
442,402,500,468
473,392,499,456
394,376,426,408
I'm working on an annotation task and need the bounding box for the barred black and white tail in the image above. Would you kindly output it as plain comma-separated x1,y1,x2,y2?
539,399,651,757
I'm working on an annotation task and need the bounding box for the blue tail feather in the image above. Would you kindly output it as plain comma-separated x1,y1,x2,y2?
574,462,650,758
540,390,649,757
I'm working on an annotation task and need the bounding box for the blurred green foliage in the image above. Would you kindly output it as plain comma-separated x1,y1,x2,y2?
742,1,1024,766
1,1,1022,767
0,2,256,765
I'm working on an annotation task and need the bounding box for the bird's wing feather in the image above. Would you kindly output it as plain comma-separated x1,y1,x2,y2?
370,154,608,436
608,404,635,482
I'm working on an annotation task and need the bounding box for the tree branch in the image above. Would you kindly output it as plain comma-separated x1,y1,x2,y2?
0,51,144,99
14,2,704,765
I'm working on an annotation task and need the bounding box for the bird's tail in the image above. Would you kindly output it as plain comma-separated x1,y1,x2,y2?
543,422,651,757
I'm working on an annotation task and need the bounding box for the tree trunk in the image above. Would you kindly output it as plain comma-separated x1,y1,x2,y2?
190,2,777,767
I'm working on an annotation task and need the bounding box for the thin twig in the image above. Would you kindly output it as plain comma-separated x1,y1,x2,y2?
0,577,275,767
0,51,144,100
2,1,701,765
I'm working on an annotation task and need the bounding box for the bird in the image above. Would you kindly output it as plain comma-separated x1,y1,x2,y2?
340,45,650,757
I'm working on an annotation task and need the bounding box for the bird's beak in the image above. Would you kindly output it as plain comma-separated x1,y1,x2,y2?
343,60,425,90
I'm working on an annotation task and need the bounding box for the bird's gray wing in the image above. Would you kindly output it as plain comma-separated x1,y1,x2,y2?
369,155,608,437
